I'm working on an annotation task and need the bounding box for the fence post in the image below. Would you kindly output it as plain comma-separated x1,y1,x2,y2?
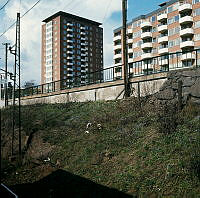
196,49,198,68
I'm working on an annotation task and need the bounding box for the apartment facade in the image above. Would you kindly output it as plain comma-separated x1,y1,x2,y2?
41,11,103,86
113,0,200,75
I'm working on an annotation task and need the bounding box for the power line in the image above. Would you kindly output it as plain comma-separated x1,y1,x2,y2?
63,0,77,11
102,0,113,23
0,0,11,11
21,0,40,18
0,0,41,39
67,0,83,13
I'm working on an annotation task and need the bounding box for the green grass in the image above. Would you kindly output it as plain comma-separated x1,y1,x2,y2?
1,98,200,197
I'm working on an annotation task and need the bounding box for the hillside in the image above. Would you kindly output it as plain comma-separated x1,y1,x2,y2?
1,96,200,197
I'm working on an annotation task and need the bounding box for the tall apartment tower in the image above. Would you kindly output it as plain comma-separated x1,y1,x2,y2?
113,0,200,75
41,11,103,86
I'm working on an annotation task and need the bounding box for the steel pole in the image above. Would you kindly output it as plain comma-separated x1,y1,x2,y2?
122,0,130,98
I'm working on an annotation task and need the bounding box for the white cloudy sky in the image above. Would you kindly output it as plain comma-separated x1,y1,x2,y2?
0,0,164,85
0,0,122,84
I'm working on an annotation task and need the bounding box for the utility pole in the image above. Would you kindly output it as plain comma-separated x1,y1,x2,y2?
122,0,130,98
9,13,21,162
2,43,10,107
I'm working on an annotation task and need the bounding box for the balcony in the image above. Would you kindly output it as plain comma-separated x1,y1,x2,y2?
114,54,122,59
81,58,86,62
67,40,73,43
128,48,133,53
67,28,72,32
158,36,168,44
181,53,195,61
81,32,86,35
114,44,121,50
67,62,73,66
158,25,168,33
179,16,193,25
159,59,168,65
140,21,152,29
141,53,153,60
127,29,132,34
180,28,194,37
128,38,133,43
158,48,169,55
141,32,152,39
157,13,167,22
179,3,192,13
67,56,73,60
128,58,133,63
67,34,73,38
81,26,85,30
67,22,73,26
67,74,73,77
67,68,73,71
141,43,153,50
113,35,121,42
180,40,194,49
67,45,73,49
67,51,73,54
81,43,85,46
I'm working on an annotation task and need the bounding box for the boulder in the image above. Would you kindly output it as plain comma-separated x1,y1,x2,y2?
156,88,175,100
190,79,200,98
182,77,196,87
182,68,200,77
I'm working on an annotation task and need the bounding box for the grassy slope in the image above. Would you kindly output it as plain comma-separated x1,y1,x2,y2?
1,98,200,197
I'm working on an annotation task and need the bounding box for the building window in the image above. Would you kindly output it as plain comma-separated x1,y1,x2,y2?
152,27,157,32
194,8,200,16
193,0,200,4
167,6,173,13
174,15,179,22
194,34,200,41
151,16,156,22
194,21,200,28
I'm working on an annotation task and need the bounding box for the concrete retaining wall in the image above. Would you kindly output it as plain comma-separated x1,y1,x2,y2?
0,72,168,107
16,73,167,106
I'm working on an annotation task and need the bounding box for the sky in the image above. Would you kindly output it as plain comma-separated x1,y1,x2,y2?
0,0,165,85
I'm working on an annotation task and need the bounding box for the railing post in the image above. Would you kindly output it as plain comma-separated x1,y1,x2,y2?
167,54,170,72
113,66,115,81
48,83,49,93
196,49,198,68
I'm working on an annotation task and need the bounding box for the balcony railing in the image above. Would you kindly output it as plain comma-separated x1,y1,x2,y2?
9,48,200,98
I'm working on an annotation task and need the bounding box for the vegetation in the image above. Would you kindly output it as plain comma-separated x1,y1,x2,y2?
1,97,200,197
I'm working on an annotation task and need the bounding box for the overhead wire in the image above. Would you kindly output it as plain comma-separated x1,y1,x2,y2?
0,0,41,38
0,0,11,11
102,0,113,23
63,0,77,11
67,0,83,13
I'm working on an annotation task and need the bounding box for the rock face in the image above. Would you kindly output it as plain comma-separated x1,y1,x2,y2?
156,67,200,105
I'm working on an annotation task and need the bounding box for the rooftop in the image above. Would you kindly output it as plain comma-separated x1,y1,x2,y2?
114,0,178,33
42,11,102,26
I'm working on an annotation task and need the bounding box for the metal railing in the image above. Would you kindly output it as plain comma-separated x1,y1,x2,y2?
6,48,200,98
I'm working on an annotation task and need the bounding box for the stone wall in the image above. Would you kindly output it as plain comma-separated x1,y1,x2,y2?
156,67,200,105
